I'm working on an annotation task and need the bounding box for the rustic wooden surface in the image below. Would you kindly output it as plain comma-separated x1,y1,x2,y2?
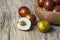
0,0,60,40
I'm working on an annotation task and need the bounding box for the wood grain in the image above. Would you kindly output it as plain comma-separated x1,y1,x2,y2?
0,0,60,40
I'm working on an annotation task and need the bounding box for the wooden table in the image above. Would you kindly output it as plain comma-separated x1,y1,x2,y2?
0,0,60,40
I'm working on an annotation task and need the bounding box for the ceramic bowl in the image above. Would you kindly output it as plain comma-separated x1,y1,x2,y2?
34,0,60,24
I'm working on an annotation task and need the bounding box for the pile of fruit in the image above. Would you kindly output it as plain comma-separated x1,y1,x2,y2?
38,0,60,12
17,6,50,33
17,0,60,33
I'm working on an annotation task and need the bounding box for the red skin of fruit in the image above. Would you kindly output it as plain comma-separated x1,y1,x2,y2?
38,0,45,7
53,5,60,12
53,0,60,5
18,6,30,17
25,14,36,23
44,0,54,10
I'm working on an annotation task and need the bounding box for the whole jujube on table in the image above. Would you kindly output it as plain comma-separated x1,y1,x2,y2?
25,14,36,24
18,6,30,17
37,20,50,32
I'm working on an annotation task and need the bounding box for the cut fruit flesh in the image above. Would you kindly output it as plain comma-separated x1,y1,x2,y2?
17,17,31,30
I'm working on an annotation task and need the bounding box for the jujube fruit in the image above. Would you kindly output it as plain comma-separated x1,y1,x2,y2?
44,0,54,10
25,14,36,24
38,0,45,7
53,5,60,12
18,6,30,17
37,20,50,32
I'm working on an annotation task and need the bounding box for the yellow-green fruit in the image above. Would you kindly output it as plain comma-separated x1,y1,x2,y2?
37,20,50,32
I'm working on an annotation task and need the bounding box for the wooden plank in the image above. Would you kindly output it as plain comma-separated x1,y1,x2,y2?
0,0,60,40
